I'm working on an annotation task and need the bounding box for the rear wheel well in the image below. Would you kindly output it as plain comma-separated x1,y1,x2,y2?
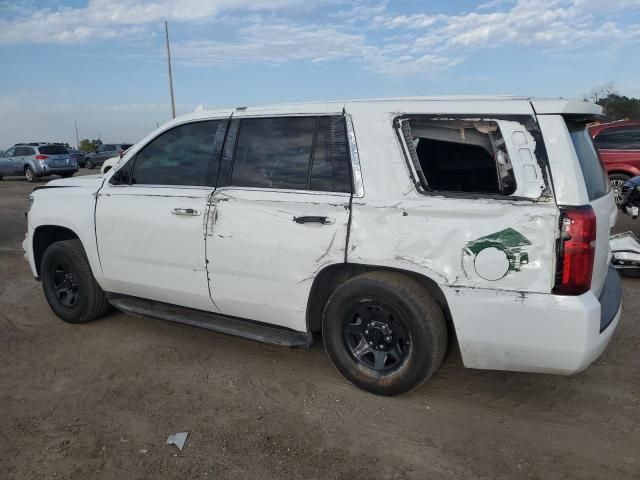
33,226,80,276
306,263,455,338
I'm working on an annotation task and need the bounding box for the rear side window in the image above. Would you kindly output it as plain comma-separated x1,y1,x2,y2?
594,127,640,150
38,145,67,155
232,117,315,190
566,121,610,201
400,119,517,196
129,120,222,186
223,116,351,193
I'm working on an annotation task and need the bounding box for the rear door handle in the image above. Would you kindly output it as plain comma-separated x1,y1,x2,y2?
172,208,200,216
293,216,334,225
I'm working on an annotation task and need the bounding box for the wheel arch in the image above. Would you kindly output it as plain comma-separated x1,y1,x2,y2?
306,263,455,338
33,225,81,277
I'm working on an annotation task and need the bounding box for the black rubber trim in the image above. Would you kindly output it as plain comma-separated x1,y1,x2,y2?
106,293,313,348
599,266,622,333
32,185,76,192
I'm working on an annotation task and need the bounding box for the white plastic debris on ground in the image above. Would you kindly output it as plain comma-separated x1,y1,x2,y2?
611,232,640,270
166,432,189,451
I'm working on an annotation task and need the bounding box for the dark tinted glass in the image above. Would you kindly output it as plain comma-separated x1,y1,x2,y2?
309,117,351,193
130,120,221,186
567,121,610,201
38,145,67,155
103,144,117,151
231,117,316,190
595,127,640,150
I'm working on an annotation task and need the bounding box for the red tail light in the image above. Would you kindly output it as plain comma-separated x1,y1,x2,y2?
553,206,596,295
35,155,49,161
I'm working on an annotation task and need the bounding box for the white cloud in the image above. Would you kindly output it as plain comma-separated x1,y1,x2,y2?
0,0,638,77
174,23,367,67
0,0,321,44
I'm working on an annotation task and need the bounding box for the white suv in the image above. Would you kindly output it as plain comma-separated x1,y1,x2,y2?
24,97,623,395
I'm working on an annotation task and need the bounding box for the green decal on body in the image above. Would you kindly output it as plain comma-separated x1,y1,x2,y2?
466,228,531,272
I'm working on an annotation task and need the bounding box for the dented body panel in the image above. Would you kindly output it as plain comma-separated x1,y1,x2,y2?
205,187,350,331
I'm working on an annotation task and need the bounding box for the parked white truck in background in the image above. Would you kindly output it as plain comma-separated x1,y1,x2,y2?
23,97,622,395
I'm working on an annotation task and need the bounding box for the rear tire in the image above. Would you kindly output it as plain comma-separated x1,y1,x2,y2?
86,160,94,169
322,271,448,396
41,239,110,324
61,173,74,178
609,173,631,206
24,166,36,183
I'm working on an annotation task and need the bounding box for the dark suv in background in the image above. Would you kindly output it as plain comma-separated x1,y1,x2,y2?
590,120,640,204
85,143,133,169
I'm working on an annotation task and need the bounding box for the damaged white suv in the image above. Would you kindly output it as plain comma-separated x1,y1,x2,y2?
24,97,623,395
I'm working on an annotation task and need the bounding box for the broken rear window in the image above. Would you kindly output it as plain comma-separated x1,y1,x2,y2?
399,119,517,196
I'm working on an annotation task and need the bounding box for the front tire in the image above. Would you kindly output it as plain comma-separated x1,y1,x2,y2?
24,166,36,182
322,272,448,396
41,239,110,324
609,173,631,206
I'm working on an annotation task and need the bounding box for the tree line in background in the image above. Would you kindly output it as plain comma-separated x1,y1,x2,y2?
78,138,103,153
584,83,640,121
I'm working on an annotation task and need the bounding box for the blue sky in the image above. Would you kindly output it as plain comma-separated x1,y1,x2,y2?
1,0,639,148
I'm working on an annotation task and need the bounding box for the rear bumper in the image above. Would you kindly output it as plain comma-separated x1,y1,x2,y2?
35,166,78,176
446,269,623,374
33,161,78,176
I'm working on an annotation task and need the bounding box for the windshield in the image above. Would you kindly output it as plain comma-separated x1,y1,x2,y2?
38,145,69,155
566,120,611,201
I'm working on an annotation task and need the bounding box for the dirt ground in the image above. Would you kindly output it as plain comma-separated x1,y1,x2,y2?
1,171,639,480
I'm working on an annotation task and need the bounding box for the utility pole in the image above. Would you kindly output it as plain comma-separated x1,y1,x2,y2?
164,20,176,119
74,120,79,148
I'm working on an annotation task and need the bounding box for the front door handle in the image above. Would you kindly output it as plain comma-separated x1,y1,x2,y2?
293,216,334,225
172,208,200,216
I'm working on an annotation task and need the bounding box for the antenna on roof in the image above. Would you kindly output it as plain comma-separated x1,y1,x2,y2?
165,21,176,119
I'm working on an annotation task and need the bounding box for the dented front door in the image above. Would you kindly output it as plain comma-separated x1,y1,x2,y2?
205,187,350,332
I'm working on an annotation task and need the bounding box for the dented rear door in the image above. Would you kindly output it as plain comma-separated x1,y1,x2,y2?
204,113,352,332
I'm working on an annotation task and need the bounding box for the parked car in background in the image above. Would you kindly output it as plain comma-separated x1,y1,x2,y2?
24,97,621,395
85,143,132,169
589,120,640,205
0,143,78,182
65,148,87,168
100,156,121,175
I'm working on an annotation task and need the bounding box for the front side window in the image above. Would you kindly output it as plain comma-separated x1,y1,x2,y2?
2,148,15,157
227,116,351,193
130,120,222,186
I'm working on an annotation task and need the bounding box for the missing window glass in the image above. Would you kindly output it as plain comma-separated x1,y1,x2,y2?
401,119,516,196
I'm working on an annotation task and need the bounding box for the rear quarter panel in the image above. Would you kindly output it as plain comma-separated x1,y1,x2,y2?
345,105,558,295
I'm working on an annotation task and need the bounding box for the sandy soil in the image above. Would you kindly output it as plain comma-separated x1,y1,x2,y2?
1,172,639,479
